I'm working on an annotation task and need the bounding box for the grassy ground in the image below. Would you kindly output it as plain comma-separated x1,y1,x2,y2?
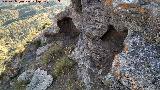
0,1,70,75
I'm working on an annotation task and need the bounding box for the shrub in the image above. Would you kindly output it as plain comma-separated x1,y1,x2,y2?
40,43,63,65
53,56,75,77
14,80,30,90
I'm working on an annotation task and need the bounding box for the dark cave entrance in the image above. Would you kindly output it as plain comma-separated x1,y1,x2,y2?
56,17,80,46
100,25,128,54
44,17,80,46
98,25,128,75
57,17,80,38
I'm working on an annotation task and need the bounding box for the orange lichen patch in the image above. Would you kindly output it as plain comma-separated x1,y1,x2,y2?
131,78,138,90
113,55,121,79
137,7,147,14
113,55,120,67
116,3,148,14
124,44,129,54
124,73,130,80
114,69,121,80
118,3,129,9
105,0,113,6
124,73,138,90
117,3,139,9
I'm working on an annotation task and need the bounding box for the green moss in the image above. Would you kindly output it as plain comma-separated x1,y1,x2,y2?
53,56,75,77
0,72,5,80
67,79,73,90
31,40,42,48
39,43,76,78
40,43,64,65
66,79,85,90
14,80,29,90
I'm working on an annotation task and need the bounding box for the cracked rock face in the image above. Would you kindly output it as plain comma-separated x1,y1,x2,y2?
55,0,160,89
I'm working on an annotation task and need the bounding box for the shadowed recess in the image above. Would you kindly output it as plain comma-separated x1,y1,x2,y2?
57,17,80,37
99,25,128,75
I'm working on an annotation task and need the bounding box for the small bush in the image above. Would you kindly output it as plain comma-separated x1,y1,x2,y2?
66,79,85,90
40,43,64,65
53,56,75,77
14,80,29,90
39,43,76,78
31,40,42,48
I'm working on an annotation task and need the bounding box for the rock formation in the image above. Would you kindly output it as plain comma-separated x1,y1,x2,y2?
0,0,159,90
54,0,159,89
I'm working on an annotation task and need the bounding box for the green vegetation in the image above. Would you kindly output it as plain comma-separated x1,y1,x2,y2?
0,1,70,75
67,79,74,90
31,39,47,49
14,80,30,90
66,79,85,90
0,13,52,74
53,56,74,77
39,43,76,78
40,43,64,65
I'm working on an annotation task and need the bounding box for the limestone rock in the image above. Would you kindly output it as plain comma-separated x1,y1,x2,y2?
26,68,53,90
17,70,34,81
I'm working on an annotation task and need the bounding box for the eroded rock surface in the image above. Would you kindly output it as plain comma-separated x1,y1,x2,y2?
26,68,53,90
54,0,160,89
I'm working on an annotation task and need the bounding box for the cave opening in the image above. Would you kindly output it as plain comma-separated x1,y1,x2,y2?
98,25,128,75
56,17,80,46
100,25,128,54
57,17,80,37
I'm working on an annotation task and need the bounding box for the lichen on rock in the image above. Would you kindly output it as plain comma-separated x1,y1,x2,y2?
26,68,53,90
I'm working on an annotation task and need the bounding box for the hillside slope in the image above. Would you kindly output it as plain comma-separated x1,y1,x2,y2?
0,1,70,74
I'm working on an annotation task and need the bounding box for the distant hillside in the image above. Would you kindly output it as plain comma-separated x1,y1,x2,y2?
0,1,70,74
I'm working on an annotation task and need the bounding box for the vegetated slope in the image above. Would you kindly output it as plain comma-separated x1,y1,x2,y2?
0,1,68,74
